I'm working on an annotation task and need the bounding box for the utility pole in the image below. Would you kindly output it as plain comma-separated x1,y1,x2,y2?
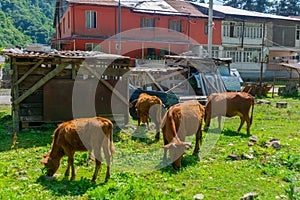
207,0,213,57
260,23,265,86
117,0,121,55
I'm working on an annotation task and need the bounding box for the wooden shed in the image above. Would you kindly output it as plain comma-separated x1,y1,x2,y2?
2,48,130,132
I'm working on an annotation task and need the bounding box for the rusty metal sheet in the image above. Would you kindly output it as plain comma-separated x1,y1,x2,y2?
44,78,129,123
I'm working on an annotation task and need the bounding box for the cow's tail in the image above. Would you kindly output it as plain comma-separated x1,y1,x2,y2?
250,98,254,125
108,122,115,155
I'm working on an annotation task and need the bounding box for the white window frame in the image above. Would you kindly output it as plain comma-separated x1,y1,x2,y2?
223,21,263,39
85,43,102,51
168,20,181,32
141,17,155,30
86,10,97,28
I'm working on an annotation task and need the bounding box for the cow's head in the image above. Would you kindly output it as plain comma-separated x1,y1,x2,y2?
40,154,60,177
163,142,192,170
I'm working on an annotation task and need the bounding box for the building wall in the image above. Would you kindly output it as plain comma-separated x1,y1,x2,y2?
54,3,222,58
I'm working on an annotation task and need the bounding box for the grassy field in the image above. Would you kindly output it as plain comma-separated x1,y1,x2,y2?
0,95,299,200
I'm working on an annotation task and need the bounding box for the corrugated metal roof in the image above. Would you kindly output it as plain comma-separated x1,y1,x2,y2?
66,0,119,6
2,48,130,60
67,0,207,17
165,0,206,17
193,2,300,22
131,0,179,15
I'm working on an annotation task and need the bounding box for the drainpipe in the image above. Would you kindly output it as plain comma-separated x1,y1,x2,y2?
117,0,121,55
260,23,265,86
207,0,213,57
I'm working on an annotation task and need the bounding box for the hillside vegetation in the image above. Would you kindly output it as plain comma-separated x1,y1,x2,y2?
0,0,55,47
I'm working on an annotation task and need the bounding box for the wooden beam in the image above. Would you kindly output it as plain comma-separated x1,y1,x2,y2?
13,63,68,105
14,59,44,86
155,69,187,82
11,58,20,132
83,64,129,106
145,72,164,92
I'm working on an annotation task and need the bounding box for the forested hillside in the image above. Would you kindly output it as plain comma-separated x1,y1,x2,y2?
0,0,55,47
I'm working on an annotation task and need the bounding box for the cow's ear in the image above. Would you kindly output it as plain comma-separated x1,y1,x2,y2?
184,142,192,150
40,157,49,164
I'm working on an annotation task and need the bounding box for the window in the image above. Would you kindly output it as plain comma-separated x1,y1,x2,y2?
223,21,262,39
141,17,155,29
229,22,235,37
204,21,208,35
68,12,70,29
297,26,300,40
85,43,102,51
169,20,181,32
160,48,169,57
86,10,97,28
223,47,261,63
203,46,219,58
63,18,66,34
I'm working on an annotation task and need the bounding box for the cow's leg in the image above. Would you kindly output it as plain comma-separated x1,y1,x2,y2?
218,116,222,129
163,136,168,161
136,116,141,133
65,158,70,178
92,148,103,182
237,116,245,132
146,115,150,130
153,118,160,140
103,143,111,180
66,153,75,180
204,114,211,131
193,125,202,155
244,115,251,134
92,159,101,182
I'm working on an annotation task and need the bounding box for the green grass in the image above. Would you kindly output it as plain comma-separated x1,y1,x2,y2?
0,95,299,200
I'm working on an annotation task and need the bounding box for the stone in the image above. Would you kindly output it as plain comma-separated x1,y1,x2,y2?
249,135,258,143
228,154,241,160
240,192,258,200
194,194,204,199
242,153,254,160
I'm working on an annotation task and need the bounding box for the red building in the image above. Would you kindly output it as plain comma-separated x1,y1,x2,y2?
52,0,222,60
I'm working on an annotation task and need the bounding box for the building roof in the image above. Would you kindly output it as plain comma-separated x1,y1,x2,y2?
2,48,130,60
65,0,207,17
192,2,300,22
66,0,119,6
165,0,207,17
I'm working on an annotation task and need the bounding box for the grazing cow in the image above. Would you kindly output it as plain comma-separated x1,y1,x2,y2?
204,92,254,134
40,117,115,182
162,100,204,169
136,93,162,139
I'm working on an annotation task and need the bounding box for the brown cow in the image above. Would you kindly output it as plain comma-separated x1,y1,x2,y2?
162,100,204,169
40,117,115,182
136,93,162,139
204,92,254,134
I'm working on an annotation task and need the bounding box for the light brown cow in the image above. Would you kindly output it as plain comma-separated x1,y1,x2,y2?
40,117,114,182
162,100,204,169
136,93,162,139
204,92,254,134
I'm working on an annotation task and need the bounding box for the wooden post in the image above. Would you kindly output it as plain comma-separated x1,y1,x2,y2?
72,64,77,79
11,58,20,132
